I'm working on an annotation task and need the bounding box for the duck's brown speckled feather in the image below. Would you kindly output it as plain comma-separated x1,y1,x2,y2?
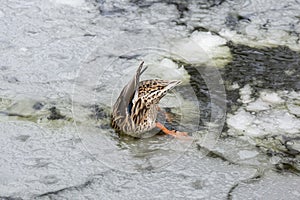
111,62,181,138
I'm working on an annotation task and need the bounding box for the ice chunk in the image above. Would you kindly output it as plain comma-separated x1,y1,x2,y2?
239,84,254,104
50,0,86,7
171,31,231,67
246,98,270,112
238,150,259,159
227,109,255,133
260,92,284,105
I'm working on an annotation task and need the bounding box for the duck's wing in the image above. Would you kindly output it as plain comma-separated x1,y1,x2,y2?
112,61,147,118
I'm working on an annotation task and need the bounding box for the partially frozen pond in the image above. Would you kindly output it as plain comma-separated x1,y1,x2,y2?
0,0,300,199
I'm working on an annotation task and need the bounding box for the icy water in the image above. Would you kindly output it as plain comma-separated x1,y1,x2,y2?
0,0,300,199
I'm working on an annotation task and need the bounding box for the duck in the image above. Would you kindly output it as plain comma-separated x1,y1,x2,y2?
111,61,188,138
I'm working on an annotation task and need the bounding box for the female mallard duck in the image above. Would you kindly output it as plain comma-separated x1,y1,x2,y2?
111,61,188,138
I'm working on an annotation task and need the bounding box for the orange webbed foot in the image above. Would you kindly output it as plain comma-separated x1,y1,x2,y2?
156,122,192,140
168,130,188,137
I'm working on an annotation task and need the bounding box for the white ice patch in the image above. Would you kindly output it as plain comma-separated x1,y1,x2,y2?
287,102,300,117
246,98,270,112
227,109,255,134
171,31,232,67
50,0,86,7
260,92,284,105
228,108,300,137
185,0,300,51
230,82,240,90
238,150,259,160
239,84,254,104
219,27,300,52
227,90,300,137
246,91,284,112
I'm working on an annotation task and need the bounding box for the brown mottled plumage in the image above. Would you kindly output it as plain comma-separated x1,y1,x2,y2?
111,61,185,138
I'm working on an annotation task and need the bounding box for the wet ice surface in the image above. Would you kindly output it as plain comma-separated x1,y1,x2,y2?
1,0,300,199
231,170,300,199
0,120,257,199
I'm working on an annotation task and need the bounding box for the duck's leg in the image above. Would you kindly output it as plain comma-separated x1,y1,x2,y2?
156,122,188,138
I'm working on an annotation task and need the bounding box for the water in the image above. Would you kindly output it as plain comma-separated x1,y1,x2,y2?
0,0,300,199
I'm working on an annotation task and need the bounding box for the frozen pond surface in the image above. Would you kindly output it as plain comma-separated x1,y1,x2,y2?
0,0,300,199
